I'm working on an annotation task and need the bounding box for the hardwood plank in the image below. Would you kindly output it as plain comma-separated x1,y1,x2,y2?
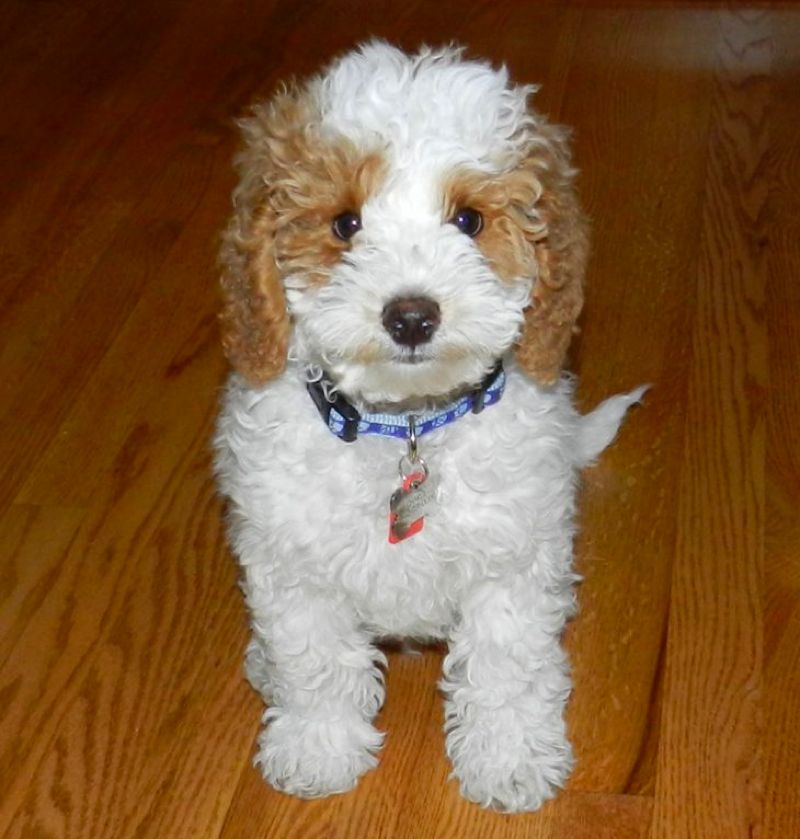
650,8,771,838
0,157,253,836
0,144,207,508
763,9,800,835
12,148,230,508
0,426,256,839
0,506,86,656
561,6,717,796
0,0,274,505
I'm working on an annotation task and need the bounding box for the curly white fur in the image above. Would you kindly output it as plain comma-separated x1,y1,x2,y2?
214,42,645,812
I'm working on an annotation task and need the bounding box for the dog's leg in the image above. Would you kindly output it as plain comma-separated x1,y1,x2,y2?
244,580,385,798
442,573,575,812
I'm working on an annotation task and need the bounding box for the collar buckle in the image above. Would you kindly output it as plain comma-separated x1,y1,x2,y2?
307,379,361,442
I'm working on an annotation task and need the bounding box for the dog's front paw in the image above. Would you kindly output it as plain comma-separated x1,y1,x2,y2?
255,707,383,798
445,705,574,812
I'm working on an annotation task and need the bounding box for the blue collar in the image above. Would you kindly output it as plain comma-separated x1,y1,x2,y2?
307,364,506,443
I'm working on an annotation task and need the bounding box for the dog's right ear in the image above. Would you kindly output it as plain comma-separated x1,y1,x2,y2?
219,92,302,386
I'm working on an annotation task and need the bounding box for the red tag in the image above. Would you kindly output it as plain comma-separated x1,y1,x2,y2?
388,472,427,544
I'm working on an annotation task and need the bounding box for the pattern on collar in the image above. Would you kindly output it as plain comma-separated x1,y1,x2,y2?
307,364,506,443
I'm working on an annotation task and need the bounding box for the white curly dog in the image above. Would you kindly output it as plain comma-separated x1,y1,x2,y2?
214,42,645,812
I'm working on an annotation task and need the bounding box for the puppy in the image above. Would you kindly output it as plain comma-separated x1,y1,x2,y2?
214,42,645,812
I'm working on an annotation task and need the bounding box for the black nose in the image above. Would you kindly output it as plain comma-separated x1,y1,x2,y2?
382,296,441,348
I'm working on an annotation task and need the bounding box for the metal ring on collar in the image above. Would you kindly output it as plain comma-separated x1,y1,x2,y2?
407,415,419,463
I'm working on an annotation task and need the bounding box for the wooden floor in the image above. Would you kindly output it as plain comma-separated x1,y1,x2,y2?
1,1,798,836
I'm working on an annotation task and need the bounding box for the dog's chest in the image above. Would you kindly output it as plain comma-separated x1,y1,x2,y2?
309,421,574,634
219,373,578,636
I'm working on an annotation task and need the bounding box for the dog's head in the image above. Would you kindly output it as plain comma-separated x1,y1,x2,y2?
220,42,587,405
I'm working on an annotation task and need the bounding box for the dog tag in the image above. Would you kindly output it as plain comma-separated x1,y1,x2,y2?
389,471,438,544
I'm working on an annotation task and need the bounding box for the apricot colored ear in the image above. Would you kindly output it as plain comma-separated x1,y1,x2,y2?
218,95,301,385
219,212,289,386
514,124,588,385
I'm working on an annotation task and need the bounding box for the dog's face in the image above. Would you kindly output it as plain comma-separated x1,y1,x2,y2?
220,43,587,405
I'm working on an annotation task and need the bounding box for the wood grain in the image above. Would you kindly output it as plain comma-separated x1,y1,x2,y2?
763,9,800,837
0,2,797,837
650,9,771,838
562,7,717,797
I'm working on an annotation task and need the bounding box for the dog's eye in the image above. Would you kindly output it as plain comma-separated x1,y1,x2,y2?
451,207,483,237
332,211,362,241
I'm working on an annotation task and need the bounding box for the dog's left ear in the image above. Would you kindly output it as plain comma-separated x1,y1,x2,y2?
513,122,589,386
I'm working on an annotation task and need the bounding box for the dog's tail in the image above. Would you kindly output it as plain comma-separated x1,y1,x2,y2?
576,385,650,467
